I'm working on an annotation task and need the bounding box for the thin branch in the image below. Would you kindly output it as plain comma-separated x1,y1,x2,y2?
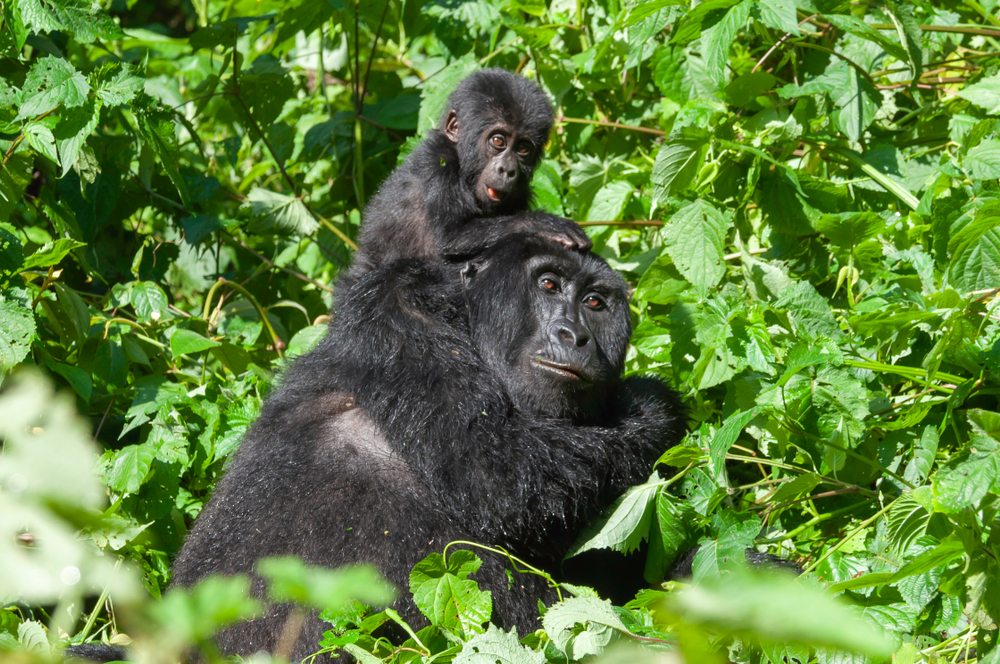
359,0,392,114
221,233,335,293
556,115,665,136
753,15,817,74
578,220,664,227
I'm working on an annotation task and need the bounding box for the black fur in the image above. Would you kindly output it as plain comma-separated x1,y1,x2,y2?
63,644,128,662
344,68,589,291
170,234,686,660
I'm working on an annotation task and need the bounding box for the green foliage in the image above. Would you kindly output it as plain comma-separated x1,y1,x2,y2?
2,0,1000,661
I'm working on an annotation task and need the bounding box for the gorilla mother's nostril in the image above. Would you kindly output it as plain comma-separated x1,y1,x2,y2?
555,324,590,348
558,328,575,345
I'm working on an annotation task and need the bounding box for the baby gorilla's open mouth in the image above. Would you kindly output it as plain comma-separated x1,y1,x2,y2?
486,187,503,201
535,358,589,381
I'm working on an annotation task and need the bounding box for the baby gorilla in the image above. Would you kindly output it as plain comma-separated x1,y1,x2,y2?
169,233,686,660
343,68,590,290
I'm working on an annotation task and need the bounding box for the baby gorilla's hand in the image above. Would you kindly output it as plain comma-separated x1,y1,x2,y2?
526,213,593,252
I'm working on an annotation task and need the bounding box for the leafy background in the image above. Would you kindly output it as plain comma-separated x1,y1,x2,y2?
1,0,1000,661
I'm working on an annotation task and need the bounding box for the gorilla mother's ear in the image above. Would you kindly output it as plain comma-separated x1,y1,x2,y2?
460,257,489,287
444,111,460,143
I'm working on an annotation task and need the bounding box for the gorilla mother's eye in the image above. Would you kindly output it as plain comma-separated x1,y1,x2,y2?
489,134,506,149
583,294,605,310
539,276,560,292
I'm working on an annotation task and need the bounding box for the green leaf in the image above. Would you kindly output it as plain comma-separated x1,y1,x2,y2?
133,97,192,210
148,576,260,643
948,214,1000,292
754,0,799,35
0,154,32,224
542,596,629,660
831,68,879,143
933,433,1000,513
17,55,90,119
258,557,393,611
650,127,709,199
959,73,1000,115
170,329,221,357
95,66,144,106
53,96,100,175
815,211,885,248
775,281,839,337
106,442,157,493
708,408,759,486
964,138,1000,180
884,0,922,81
244,187,319,236
19,0,124,43
824,15,908,61
24,123,57,163
454,624,545,664
0,288,35,375
409,551,492,637
666,569,895,657
567,474,661,557
701,0,752,86
724,71,776,107
416,53,478,135
692,510,760,580
0,224,24,280
664,199,730,293
587,180,633,222
130,281,168,323
22,239,84,271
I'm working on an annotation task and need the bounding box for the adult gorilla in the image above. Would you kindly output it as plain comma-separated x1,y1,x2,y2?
169,233,686,660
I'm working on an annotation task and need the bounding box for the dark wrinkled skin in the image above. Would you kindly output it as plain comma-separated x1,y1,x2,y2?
166,234,686,661
342,68,590,294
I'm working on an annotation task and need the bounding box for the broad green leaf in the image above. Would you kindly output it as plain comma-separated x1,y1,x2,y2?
95,66,144,106
245,187,319,236
815,212,885,249
106,442,157,493
932,434,1000,513
692,510,760,580
0,288,35,374
724,71,776,107
664,199,730,293
19,0,124,43
542,596,629,659
17,56,90,119
0,224,24,279
754,0,799,35
235,69,294,130
650,127,709,199
409,551,491,638
959,73,1000,115
454,624,545,664
170,329,221,357
884,1,922,81
258,557,393,611
148,576,260,643
831,68,879,143
949,220,1000,292
22,239,84,271
567,474,661,557
824,15,907,61
24,123,57,163
53,97,100,175
587,180,633,222
130,281,168,323
417,53,478,135
645,490,699,582
964,138,1000,180
775,281,839,337
665,569,895,657
701,0,751,86
0,155,32,224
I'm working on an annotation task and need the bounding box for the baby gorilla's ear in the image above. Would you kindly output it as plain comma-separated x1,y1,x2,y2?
460,257,489,287
444,110,460,143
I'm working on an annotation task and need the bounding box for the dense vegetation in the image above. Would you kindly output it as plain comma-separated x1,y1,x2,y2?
2,0,1000,661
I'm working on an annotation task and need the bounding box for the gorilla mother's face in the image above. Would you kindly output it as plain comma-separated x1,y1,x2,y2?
465,236,632,420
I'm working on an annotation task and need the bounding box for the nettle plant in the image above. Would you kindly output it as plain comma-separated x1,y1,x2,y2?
1,0,1000,661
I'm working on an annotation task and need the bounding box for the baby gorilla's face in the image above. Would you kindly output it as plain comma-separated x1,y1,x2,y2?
466,237,632,421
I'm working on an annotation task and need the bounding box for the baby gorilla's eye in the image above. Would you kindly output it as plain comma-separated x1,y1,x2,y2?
516,142,531,156
584,294,605,309
490,134,506,148
540,277,559,291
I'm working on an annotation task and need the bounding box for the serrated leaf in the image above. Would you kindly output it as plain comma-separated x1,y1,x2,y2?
692,510,760,580
130,282,168,323
0,155,32,224
542,596,628,659
22,238,84,271
0,223,25,279
664,199,730,293
775,281,839,337
567,475,661,557
24,123,57,163
701,0,751,86
650,127,709,199
95,66,144,106
754,0,799,35
0,288,35,374
959,73,1000,115
133,98,192,210
244,187,318,236
20,0,124,43
455,624,545,664
949,220,1000,292
409,551,491,638
52,97,100,176
106,442,156,493
933,434,1000,512
17,55,90,118
815,212,885,248
964,138,1000,180
587,180,633,222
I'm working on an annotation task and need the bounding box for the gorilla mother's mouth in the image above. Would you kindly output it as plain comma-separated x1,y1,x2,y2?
535,358,590,381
